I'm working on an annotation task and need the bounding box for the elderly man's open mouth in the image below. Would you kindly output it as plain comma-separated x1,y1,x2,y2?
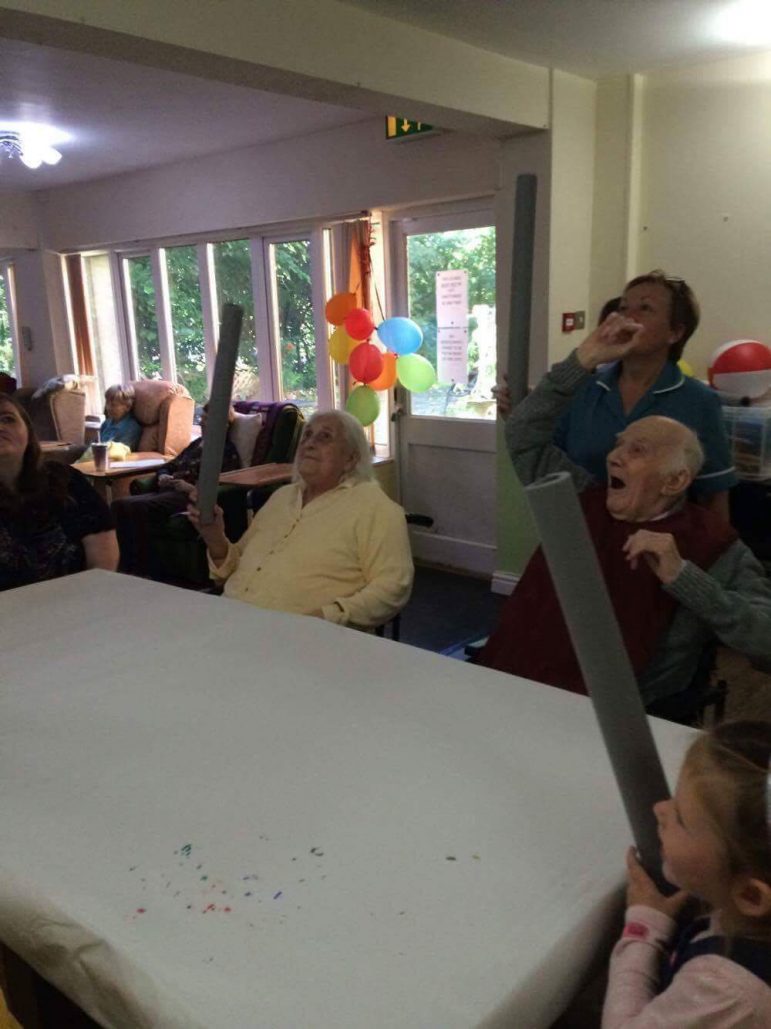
609,474,626,490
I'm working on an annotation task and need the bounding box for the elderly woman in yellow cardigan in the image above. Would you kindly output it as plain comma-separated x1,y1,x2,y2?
188,410,413,629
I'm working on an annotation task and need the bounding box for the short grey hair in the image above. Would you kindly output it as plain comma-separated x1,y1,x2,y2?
667,424,705,480
104,383,135,407
293,409,374,485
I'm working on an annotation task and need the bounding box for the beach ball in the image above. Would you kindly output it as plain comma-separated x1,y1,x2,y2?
708,339,771,402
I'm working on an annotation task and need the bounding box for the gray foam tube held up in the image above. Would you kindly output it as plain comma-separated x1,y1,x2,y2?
506,174,537,406
524,471,671,884
196,303,243,525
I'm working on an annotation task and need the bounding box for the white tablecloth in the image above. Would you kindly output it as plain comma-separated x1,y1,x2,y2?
0,571,692,1028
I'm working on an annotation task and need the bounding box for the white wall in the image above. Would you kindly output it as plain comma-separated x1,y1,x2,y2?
1,0,549,135
12,250,73,383
638,52,771,377
589,75,644,322
547,70,597,363
0,191,39,251
40,119,501,250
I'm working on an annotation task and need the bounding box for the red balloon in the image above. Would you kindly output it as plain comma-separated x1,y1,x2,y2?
349,342,384,384
344,307,375,341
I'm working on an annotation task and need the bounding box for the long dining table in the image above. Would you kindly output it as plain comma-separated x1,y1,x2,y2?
0,570,692,1028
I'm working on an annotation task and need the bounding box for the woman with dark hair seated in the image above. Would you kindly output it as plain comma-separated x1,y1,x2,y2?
0,395,118,591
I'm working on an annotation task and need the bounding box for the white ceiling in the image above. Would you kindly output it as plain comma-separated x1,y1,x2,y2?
0,37,369,193
343,0,770,78
0,2,768,193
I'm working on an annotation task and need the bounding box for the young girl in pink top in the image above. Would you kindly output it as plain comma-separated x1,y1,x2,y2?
603,720,771,1027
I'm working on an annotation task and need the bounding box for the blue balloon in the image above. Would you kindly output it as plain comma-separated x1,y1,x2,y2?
376,317,423,355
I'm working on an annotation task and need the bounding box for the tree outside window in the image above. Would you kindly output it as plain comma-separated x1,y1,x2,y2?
273,240,317,413
126,256,161,379
0,273,14,374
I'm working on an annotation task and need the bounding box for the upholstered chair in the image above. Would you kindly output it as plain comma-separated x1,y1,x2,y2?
129,379,194,459
13,384,87,444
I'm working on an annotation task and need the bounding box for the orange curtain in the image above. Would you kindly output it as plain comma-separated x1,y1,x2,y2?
339,218,375,412
345,217,374,312
65,254,95,377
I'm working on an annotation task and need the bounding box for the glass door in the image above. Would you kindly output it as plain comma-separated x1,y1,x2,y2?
390,205,498,574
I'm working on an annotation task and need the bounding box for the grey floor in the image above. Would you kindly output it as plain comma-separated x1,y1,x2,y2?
397,564,504,654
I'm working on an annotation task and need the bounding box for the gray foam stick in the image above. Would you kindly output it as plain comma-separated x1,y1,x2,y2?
506,173,537,406
524,471,670,884
196,303,243,525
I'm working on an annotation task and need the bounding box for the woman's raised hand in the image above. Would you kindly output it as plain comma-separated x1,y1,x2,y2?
576,312,643,371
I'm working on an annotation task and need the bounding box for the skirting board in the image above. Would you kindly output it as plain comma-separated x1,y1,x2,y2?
408,529,496,577
491,570,519,596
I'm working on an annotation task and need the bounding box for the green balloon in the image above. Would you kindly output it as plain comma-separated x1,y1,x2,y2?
346,385,380,426
397,354,436,393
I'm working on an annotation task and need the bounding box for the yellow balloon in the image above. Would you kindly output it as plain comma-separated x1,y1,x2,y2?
329,326,356,364
678,359,694,377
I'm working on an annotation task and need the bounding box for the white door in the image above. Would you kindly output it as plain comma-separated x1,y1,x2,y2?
389,205,497,575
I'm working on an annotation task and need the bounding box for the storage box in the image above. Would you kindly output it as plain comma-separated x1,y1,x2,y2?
721,404,771,480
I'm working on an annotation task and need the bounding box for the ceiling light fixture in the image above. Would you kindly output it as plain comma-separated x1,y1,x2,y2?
713,0,771,45
0,127,63,170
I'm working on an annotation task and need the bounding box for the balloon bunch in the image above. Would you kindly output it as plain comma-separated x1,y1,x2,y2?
325,292,436,426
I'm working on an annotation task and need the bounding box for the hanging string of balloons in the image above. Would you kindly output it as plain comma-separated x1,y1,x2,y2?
325,292,437,426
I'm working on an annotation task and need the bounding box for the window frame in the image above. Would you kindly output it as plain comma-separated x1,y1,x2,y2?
0,261,21,382
66,213,381,441
387,199,497,423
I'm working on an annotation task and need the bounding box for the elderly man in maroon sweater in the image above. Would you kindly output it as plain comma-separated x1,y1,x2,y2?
480,315,771,719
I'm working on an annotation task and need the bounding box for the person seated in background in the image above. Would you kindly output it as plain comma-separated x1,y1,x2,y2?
0,395,118,591
100,383,142,450
188,410,414,630
112,403,240,576
495,273,736,520
479,314,771,718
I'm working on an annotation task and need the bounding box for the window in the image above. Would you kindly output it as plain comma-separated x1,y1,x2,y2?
404,225,496,420
270,239,318,414
74,219,357,434
0,264,18,377
213,240,259,401
81,253,124,399
166,245,207,403
125,255,161,379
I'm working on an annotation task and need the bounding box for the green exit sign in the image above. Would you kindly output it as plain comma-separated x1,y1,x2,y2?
385,116,435,140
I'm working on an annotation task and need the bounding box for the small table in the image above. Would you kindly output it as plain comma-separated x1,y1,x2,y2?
39,440,71,451
218,462,294,488
75,453,168,500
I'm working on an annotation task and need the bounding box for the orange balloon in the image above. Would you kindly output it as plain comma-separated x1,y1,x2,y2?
367,352,397,391
325,292,357,326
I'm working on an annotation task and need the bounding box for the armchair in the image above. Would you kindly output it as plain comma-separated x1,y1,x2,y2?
129,379,194,459
114,401,304,587
14,381,88,463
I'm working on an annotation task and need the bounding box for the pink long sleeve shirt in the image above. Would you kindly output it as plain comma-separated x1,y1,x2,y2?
602,905,771,1028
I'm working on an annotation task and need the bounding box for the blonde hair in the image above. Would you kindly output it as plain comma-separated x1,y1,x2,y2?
104,383,135,415
686,721,771,937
